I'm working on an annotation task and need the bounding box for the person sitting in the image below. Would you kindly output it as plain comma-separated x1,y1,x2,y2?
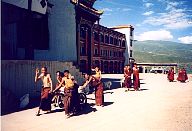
79,73,91,94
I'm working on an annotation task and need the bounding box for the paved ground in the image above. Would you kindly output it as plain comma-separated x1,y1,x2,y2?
1,74,192,131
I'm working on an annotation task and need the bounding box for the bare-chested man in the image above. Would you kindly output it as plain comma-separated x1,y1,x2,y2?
54,70,75,118
35,67,53,116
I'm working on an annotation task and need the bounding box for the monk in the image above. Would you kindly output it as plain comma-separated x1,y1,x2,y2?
52,71,64,106
35,67,53,116
177,68,188,82
133,63,140,91
54,70,75,118
167,67,174,82
124,65,132,91
79,73,91,94
56,71,64,87
91,67,104,106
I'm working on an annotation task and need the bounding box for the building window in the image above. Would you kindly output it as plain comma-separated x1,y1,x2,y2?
80,28,86,39
130,30,133,37
94,48,98,56
122,40,125,47
113,51,116,57
80,46,86,56
110,36,113,44
80,42,86,56
110,51,112,57
114,38,118,45
103,50,108,57
94,32,99,41
130,50,133,57
118,39,121,46
119,51,121,57
105,35,109,44
17,15,49,50
100,34,104,43
130,39,133,47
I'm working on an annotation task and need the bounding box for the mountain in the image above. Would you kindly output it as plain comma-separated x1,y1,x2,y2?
133,40,192,63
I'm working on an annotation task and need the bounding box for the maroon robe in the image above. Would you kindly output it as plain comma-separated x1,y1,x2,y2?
64,88,73,115
95,83,104,106
124,69,132,88
177,69,188,82
133,67,140,90
39,87,51,111
92,78,104,106
167,70,174,82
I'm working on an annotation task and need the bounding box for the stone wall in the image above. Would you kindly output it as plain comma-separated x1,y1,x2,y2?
1,60,84,98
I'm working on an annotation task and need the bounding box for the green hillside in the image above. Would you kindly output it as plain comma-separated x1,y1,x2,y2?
133,40,192,73
133,40,192,63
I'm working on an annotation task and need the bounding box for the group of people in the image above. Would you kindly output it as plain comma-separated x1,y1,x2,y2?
123,63,140,91
35,66,104,118
34,64,188,118
167,67,188,82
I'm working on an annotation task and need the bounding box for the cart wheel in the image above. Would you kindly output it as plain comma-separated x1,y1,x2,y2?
58,94,64,108
79,93,87,105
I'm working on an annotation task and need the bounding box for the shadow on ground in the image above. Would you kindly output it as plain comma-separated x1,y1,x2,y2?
2,76,145,116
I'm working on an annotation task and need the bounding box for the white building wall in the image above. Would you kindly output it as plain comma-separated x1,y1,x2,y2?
34,0,77,62
114,28,132,65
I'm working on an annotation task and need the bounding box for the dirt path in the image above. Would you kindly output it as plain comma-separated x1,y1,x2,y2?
2,74,192,131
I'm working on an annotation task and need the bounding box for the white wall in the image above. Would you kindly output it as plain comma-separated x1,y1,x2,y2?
34,0,77,62
114,28,132,65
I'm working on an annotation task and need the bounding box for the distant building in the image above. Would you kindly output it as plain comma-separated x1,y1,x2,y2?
111,25,135,65
90,24,126,74
1,0,128,73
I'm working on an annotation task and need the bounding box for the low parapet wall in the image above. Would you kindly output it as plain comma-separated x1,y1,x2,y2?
1,60,84,98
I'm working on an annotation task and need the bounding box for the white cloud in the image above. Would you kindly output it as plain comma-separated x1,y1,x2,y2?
100,13,112,18
145,3,153,8
142,1,192,29
135,24,142,27
178,36,192,44
143,7,192,29
135,30,173,41
142,11,154,16
166,1,181,11
102,8,113,12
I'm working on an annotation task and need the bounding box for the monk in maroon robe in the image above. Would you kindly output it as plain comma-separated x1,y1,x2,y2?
124,65,132,91
177,68,188,82
133,63,140,91
167,67,174,82
91,67,104,106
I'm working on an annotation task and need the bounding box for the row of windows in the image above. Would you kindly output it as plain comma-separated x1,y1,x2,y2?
81,46,125,58
94,32,126,47
80,28,126,47
100,49,124,58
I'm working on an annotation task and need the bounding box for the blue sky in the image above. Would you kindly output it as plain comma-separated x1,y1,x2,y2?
94,0,192,44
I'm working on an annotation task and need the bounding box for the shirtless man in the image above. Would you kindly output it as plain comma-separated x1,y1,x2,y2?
92,67,102,81
35,67,53,116
54,70,75,118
